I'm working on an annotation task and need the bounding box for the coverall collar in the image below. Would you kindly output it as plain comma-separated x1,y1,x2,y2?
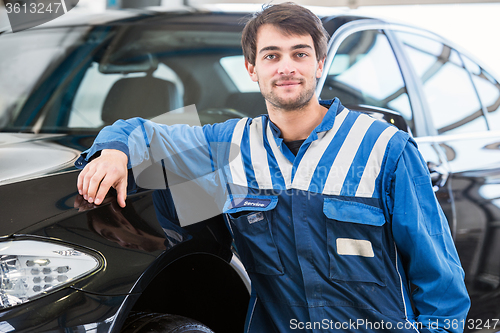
267,98,343,145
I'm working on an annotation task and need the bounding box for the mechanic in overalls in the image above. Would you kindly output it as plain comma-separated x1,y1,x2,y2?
76,3,470,332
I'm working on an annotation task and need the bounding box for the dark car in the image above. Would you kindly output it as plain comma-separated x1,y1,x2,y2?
0,5,499,333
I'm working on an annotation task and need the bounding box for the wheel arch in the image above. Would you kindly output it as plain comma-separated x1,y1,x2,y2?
121,252,250,333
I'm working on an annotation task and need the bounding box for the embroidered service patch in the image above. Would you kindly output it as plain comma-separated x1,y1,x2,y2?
231,198,272,209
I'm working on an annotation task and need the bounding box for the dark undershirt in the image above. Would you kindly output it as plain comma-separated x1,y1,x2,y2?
284,139,306,156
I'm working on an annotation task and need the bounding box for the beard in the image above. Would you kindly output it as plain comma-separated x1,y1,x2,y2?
260,77,316,112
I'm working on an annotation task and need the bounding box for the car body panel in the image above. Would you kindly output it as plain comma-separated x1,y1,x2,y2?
0,7,499,333
0,287,127,332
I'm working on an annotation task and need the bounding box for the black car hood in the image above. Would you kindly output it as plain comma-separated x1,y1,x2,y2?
0,133,87,236
0,133,81,186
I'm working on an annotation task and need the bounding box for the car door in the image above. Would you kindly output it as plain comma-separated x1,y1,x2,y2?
391,28,500,326
316,20,454,228
318,18,500,327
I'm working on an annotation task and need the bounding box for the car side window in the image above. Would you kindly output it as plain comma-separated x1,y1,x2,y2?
320,29,413,133
462,55,500,131
396,32,488,135
67,62,184,129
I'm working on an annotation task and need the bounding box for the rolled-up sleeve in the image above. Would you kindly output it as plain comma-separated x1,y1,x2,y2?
387,140,470,333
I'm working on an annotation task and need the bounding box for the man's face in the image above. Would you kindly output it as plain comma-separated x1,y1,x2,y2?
246,24,325,111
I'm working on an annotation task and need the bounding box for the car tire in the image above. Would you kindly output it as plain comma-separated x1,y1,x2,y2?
121,312,215,333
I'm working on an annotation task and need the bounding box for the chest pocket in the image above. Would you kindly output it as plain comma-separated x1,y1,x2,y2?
225,195,284,276
324,198,387,286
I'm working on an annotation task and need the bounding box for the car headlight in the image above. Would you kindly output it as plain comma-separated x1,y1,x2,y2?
0,239,103,309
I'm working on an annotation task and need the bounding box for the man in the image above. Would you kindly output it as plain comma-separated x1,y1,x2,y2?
76,3,470,332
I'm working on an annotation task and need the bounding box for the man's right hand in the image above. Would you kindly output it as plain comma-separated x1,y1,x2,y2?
77,149,129,208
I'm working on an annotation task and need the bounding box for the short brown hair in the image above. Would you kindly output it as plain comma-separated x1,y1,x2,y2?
241,2,329,65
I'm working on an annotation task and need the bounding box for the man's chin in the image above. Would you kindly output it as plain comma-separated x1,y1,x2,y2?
271,102,305,112
267,95,314,111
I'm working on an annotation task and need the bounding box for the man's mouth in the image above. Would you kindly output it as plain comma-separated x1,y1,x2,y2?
275,80,302,87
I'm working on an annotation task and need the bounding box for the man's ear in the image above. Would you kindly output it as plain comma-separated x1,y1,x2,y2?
316,57,326,79
245,59,259,82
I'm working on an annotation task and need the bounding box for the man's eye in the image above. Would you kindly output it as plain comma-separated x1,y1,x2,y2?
297,52,307,58
265,54,276,60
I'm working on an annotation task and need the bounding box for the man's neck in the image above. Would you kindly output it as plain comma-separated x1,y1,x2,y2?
267,96,328,142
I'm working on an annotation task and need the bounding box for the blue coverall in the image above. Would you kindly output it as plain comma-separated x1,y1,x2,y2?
76,98,470,332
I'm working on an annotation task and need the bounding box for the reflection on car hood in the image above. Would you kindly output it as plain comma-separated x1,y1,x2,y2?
0,133,80,185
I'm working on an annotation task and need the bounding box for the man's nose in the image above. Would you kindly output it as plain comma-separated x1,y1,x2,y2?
278,57,296,75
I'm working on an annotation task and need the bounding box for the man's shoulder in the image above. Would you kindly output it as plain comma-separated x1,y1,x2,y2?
341,108,409,141
214,114,267,128
204,116,253,142
337,108,413,167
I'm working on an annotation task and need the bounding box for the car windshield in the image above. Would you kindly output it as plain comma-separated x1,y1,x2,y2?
0,13,265,134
